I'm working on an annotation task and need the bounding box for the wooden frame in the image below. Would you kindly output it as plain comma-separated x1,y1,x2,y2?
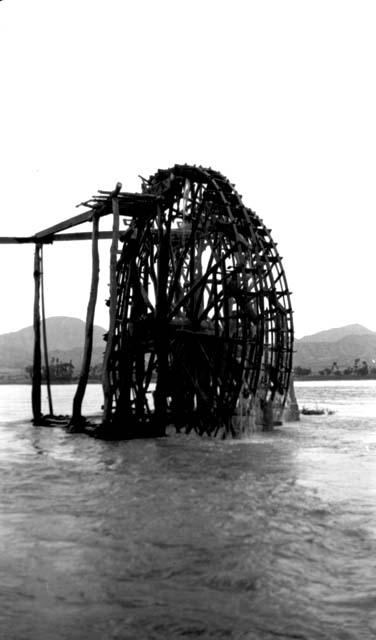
0,167,294,437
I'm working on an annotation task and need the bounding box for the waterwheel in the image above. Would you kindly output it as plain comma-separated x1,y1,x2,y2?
104,165,293,437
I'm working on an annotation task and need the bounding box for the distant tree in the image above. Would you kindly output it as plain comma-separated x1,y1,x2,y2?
89,363,103,380
25,360,75,382
331,361,341,374
358,360,369,376
294,366,312,377
43,358,75,382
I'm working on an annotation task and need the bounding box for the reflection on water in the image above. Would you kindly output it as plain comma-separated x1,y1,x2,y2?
0,383,375,638
0,384,103,423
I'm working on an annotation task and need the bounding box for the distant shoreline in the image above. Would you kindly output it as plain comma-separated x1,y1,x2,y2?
1,376,376,386
0,379,102,386
295,375,376,382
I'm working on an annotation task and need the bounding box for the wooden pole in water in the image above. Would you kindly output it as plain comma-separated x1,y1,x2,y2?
40,246,54,416
32,244,42,423
70,214,100,430
153,202,169,435
102,183,122,425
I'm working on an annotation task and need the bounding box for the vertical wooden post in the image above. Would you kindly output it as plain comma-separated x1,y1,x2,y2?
153,203,169,435
102,183,122,424
32,244,42,423
284,376,300,422
40,246,54,416
70,214,100,430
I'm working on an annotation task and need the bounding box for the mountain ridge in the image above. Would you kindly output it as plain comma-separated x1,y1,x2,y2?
1,317,376,380
295,325,376,372
297,323,375,344
0,317,107,375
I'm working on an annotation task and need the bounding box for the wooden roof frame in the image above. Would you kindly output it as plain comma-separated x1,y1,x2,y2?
0,184,157,245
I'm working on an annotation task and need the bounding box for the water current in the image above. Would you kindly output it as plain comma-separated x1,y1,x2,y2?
0,381,376,639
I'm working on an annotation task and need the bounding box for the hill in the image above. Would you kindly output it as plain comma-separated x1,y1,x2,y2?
0,316,107,381
298,323,374,343
1,317,376,382
294,325,376,373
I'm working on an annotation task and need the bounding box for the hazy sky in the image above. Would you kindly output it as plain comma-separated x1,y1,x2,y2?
0,0,375,338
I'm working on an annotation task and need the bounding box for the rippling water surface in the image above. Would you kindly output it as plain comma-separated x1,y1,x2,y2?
1,382,376,639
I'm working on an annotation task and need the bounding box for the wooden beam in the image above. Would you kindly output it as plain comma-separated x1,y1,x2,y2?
41,231,113,243
0,237,32,244
0,232,114,244
34,210,103,239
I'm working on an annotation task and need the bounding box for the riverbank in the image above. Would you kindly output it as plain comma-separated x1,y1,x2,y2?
295,374,376,382
0,379,101,385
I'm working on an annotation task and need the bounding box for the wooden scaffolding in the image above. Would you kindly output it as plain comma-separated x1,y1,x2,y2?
0,165,294,438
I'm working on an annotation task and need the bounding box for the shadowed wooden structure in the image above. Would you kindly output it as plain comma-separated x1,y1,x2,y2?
0,165,294,438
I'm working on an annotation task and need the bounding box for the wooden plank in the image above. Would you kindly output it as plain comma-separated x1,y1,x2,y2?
34,210,101,239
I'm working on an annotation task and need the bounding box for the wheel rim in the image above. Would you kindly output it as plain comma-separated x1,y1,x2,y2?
106,165,293,436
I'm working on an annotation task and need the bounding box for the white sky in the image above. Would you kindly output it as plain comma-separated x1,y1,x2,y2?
0,0,375,338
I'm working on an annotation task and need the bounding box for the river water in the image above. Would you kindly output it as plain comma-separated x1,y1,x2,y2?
0,381,376,639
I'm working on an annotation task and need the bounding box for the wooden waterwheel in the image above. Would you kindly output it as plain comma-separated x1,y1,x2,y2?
104,165,293,437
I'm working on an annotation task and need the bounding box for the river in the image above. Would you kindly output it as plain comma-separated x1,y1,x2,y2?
0,381,375,639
